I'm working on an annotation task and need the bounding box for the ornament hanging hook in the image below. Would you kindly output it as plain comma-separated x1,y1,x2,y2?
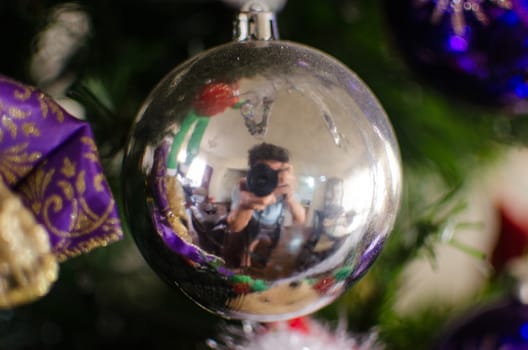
233,1,279,41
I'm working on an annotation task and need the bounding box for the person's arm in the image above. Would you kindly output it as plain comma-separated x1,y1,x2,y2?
227,204,253,233
227,179,276,232
275,164,306,224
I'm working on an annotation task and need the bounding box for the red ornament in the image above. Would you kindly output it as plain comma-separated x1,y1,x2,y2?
233,282,251,294
287,317,311,334
491,203,528,272
313,277,335,295
193,82,239,117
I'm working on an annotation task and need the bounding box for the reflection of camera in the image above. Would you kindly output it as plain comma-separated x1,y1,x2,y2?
246,163,279,197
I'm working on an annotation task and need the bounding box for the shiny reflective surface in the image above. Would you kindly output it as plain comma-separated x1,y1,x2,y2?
122,40,402,322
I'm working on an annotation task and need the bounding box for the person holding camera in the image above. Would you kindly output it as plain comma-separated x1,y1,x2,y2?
227,143,306,268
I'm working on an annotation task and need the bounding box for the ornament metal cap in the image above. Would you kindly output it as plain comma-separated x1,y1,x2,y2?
234,1,279,41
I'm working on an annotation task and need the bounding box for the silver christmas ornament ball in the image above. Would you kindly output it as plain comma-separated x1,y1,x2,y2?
123,34,401,321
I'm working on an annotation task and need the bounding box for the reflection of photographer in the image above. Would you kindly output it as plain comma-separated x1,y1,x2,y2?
227,143,306,267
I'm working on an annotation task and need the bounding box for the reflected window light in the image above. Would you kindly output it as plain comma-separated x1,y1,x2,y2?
319,176,327,182
301,176,315,188
187,157,206,187
342,168,372,212
177,149,187,163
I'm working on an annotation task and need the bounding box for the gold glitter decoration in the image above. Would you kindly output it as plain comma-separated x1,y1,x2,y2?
0,179,58,308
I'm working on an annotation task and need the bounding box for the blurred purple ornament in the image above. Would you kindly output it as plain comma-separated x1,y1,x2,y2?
434,297,528,349
384,0,528,113
0,76,122,261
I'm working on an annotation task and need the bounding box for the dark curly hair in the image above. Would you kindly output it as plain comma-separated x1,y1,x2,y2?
248,143,289,167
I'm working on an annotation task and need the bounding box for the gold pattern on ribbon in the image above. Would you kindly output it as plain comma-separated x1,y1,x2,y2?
57,180,74,200
0,76,63,123
0,77,122,262
2,77,35,102
38,93,64,123
22,123,40,137
18,165,54,215
81,136,110,192
0,143,41,186
14,87,32,101
81,136,97,151
0,83,41,185
0,100,33,142
7,106,30,119
1,118,16,140
18,163,116,240
0,76,34,102
94,174,104,192
81,137,100,163
17,156,122,262
55,231,122,262
76,170,86,195
61,157,76,178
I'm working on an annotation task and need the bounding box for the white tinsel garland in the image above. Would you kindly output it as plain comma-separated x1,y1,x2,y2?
206,317,383,350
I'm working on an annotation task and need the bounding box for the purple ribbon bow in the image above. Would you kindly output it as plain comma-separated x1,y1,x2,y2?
0,76,122,261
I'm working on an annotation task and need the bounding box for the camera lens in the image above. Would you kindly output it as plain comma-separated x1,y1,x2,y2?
246,163,279,197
